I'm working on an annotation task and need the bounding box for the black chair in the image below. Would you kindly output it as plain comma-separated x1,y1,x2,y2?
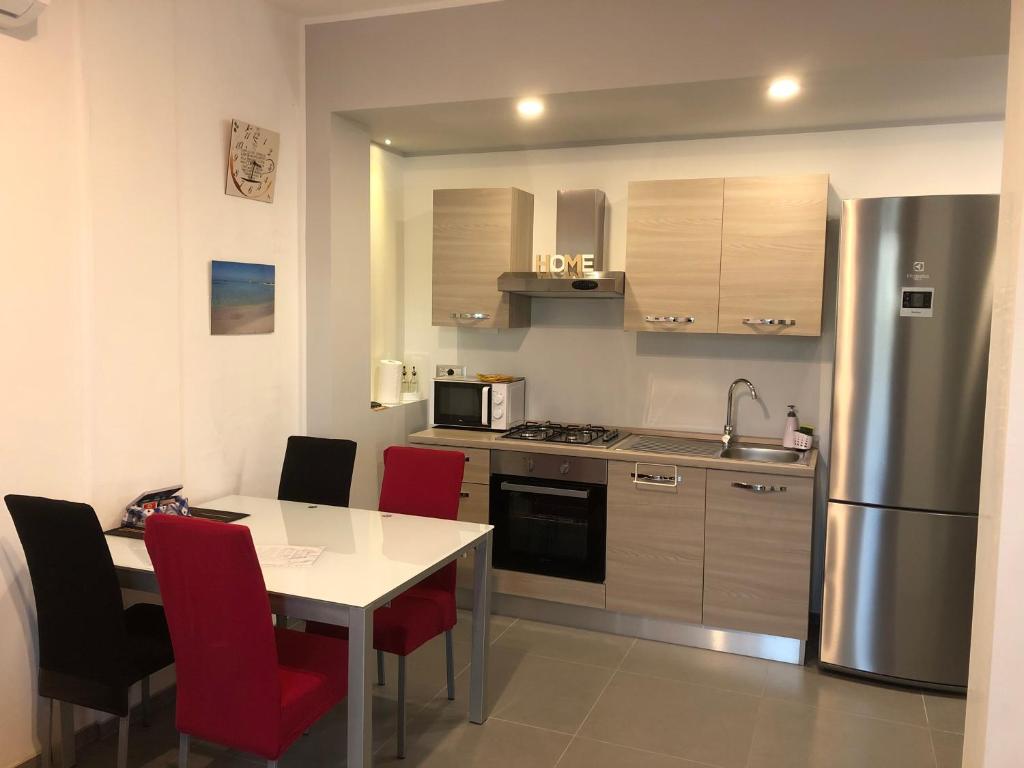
5,495,175,768
277,436,357,508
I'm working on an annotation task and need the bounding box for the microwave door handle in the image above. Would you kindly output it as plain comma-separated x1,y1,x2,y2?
480,385,490,426
499,481,590,499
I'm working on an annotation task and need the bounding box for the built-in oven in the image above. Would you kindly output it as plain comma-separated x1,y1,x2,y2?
432,377,526,431
490,451,606,583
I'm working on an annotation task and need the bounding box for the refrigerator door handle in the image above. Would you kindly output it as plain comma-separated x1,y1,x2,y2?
731,481,787,493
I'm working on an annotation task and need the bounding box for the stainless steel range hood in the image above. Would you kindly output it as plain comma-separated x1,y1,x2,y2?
498,189,624,298
496,271,624,297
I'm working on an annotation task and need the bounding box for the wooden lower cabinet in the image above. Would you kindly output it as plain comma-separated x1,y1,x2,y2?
492,569,606,609
702,469,813,639
455,482,489,588
605,461,706,623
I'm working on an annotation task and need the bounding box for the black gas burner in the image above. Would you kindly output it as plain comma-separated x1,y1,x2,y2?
502,421,624,447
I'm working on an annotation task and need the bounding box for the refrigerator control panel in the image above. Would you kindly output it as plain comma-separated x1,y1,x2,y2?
900,287,934,318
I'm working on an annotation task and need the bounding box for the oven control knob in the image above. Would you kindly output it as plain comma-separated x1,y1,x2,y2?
560,461,571,475
493,406,504,420
492,391,505,405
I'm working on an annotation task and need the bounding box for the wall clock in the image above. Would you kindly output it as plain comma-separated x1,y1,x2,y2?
225,119,280,203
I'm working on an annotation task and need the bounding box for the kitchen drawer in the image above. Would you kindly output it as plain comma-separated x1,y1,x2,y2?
606,461,706,623
430,446,491,484
457,482,489,524
492,569,606,609
703,469,813,638
456,482,489,588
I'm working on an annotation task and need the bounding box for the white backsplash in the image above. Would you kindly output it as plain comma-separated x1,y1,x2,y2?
448,298,832,440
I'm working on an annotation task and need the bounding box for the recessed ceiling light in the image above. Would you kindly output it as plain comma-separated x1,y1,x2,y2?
516,97,545,119
384,138,392,145
767,77,801,101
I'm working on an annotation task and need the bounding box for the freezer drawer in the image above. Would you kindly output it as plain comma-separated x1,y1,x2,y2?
820,502,977,689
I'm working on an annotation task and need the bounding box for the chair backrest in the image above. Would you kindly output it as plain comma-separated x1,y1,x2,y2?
278,435,357,507
144,515,281,755
5,495,130,683
378,446,466,593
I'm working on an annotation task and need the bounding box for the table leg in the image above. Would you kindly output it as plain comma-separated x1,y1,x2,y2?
469,532,492,724
57,700,75,768
347,607,373,768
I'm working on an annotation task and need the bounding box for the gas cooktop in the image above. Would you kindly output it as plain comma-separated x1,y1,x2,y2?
501,421,627,447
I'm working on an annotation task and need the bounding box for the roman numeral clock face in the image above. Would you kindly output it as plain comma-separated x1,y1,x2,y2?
226,119,280,203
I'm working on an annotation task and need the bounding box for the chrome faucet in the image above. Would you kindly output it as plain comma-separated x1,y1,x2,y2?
722,378,759,447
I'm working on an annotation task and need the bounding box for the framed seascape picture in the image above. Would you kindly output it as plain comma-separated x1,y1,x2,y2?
210,260,275,335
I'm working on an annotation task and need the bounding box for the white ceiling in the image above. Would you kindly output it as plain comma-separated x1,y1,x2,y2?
341,56,1008,156
268,0,499,21
297,0,1009,156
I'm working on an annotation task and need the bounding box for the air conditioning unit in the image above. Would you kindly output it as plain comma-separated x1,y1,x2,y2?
0,0,48,29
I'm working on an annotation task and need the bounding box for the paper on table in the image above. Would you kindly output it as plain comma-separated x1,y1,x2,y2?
255,544,325,567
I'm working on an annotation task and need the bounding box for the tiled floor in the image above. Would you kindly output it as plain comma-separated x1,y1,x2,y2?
73,612,966,768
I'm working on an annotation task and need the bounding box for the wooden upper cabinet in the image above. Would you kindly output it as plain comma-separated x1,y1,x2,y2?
624,178,724,333
717,174,829,336
606,461,706,623
432,187,533,329
702,469,813,639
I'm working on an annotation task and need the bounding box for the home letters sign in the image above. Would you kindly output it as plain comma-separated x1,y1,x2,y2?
534,253,596,277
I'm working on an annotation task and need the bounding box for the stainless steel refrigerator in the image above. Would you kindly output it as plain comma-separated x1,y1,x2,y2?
820,194,1000,691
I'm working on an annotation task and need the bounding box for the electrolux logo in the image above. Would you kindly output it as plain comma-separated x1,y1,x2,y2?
907,260,929,281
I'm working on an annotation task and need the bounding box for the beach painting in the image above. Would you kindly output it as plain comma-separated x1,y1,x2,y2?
211,260,275,335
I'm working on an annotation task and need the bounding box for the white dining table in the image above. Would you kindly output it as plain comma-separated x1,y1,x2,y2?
104,495,495,768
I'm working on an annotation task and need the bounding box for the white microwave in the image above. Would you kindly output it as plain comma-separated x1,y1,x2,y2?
432,377,526,431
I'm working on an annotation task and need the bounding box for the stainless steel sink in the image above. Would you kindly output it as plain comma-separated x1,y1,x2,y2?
719,444,802,463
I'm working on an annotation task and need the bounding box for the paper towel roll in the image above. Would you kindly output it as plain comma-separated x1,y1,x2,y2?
376,359,403,405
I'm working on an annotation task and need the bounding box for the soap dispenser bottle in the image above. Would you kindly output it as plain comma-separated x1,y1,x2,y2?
782,405,799,449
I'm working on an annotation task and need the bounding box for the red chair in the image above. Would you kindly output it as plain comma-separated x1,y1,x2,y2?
307,445,466,758
144,515,348,768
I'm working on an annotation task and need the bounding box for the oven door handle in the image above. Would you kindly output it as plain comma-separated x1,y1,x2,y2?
499,481,590,499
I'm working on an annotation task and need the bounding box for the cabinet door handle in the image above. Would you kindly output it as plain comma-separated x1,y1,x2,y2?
644,315,695,324
631,464,682,487
742,318,796,327
460,491,471,498
732,481,787,493
451,312,491,320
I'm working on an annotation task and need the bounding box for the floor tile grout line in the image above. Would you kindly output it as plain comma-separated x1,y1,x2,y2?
759,692,937,730
569,734,726,768
742,695,765,768
927,727,940,768
551,636,638,768
489,647,636,673
487,715,577,737
610,665,768,700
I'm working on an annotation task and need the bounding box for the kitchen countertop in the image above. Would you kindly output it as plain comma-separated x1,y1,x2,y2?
409,426,817,478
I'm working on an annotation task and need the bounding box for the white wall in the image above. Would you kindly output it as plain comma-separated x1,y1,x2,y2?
966,1,1024,764
0,1,302,764
0,7,90,763
370,144,407,399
